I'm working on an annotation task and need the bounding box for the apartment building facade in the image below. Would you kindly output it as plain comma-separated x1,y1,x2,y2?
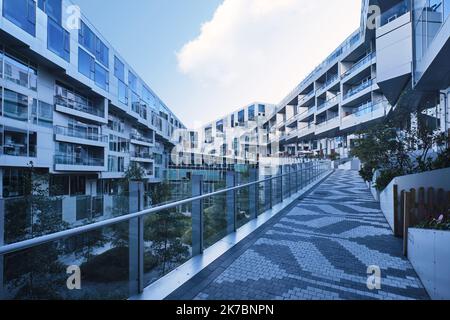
264,0,449,159
0,0,184,226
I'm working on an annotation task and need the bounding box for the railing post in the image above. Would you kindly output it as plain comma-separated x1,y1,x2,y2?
128,182,144,296
287,165,292,198
249,168,258,219
268,176,273,209
0,198,4,299
192,175,203,256
279,165,283,202
295,164,299,193
226,171,236,234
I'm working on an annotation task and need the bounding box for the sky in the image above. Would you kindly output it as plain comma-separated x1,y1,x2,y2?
72,0,362,128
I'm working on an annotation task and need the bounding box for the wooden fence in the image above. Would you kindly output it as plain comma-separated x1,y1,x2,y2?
400,187,450,256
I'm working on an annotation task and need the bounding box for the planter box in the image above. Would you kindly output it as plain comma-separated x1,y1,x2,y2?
408,228,450,300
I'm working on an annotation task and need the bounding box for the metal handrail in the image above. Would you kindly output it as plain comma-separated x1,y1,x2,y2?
0,162,330,256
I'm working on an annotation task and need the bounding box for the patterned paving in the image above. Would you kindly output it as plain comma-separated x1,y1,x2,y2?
168,170,429,300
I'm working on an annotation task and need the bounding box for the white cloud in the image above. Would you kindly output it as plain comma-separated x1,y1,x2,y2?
176,0,361,126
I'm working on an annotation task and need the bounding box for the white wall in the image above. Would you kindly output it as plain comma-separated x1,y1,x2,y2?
379,168,450,233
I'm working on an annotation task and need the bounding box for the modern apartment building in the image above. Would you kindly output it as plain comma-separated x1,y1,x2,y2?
264,0,449,159
0,0,184,224
193,103,275,163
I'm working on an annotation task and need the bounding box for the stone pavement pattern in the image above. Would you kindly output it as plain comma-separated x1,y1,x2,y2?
168,170,429,300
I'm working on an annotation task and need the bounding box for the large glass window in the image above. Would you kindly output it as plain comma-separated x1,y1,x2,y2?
114,56,125,81
248,105,255,121
47,18,70,62
118,80,128,105
95,39,109,68
78,48,95,80
238,110,245,125
129,71,138,92
31,99,53,128
95,62,109,91
3,88,29,122
2,127,36,158
2,0,36,36
38,0,62,24
79,20,109,68
3,52,37,90
79,20,96,54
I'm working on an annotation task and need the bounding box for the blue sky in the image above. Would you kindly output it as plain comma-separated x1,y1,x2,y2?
72,0,361,128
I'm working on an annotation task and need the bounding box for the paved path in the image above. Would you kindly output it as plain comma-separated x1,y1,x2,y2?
168,170,429,300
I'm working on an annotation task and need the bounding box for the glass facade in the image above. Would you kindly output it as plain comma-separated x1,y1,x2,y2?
114,56,125,81
2,0,36,36
47,18,70,62
79,20,109,68
413,0,450,82
38,0,62,24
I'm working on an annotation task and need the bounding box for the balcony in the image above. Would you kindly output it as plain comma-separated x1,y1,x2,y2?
378,0,410,28
341,101,387,130
54,91,106,123
343,79,373,101
130,133,154,147
54,126,108,147
130,151,154,163
342,52,375,80
298,123,315,138
298,90,315,106
315,115,340,135
317,94,340,111
316,74,339,93
54,154,105,172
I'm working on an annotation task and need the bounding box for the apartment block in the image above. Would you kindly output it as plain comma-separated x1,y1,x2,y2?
264,0,449,159
0,0,184,225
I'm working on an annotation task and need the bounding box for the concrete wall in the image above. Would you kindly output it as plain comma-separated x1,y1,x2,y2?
379,168,450,233
408,229,450,300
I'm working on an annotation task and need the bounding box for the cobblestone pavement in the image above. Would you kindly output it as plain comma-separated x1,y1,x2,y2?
168,170,429,300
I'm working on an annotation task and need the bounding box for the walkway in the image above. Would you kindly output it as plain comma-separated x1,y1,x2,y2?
168,170,429,300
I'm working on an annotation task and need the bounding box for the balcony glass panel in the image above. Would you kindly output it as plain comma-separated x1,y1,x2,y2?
55,125,107,142
3,53,37,91
379,0,410,27
344,79,373,99
3,89,29,121
342,52,374,78
2,0,36,36
55,84,104,118
31,100,53,128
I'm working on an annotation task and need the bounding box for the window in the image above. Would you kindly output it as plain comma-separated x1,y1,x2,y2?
231,114,235,128
129,71,138,92
79,20,109,68
3,168,26,198
118,80,128,105
94,62,109,91
78,48,95,80
216,120,224,133
238,110,245,125
47,18,70,62
79,21,96,54
3,52,37,90
31,99,53,128
3,89,29,122
38,0,62,24
248,105,255,121
2,0,36,36
258,104,265,114
3,127,36,157
95,39,109,68
114,56,125,81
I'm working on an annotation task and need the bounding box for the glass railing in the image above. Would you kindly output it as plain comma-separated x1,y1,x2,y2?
342,52,375,78
316,115,339,128
130,133,153,144
130,151,153,159
54,126,108,143
0,161,331,300
344,79,373,99
343,101,386,119
317,75,339,92
3,56,37,91
54,154,104,167
317,94,340,110
379,0,410,27
55,95,104,118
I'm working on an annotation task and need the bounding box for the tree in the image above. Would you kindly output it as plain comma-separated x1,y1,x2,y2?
5,163,68,299
351,109,449,191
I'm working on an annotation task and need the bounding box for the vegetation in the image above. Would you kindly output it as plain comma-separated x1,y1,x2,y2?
415,215,450,231
351,109,449,191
